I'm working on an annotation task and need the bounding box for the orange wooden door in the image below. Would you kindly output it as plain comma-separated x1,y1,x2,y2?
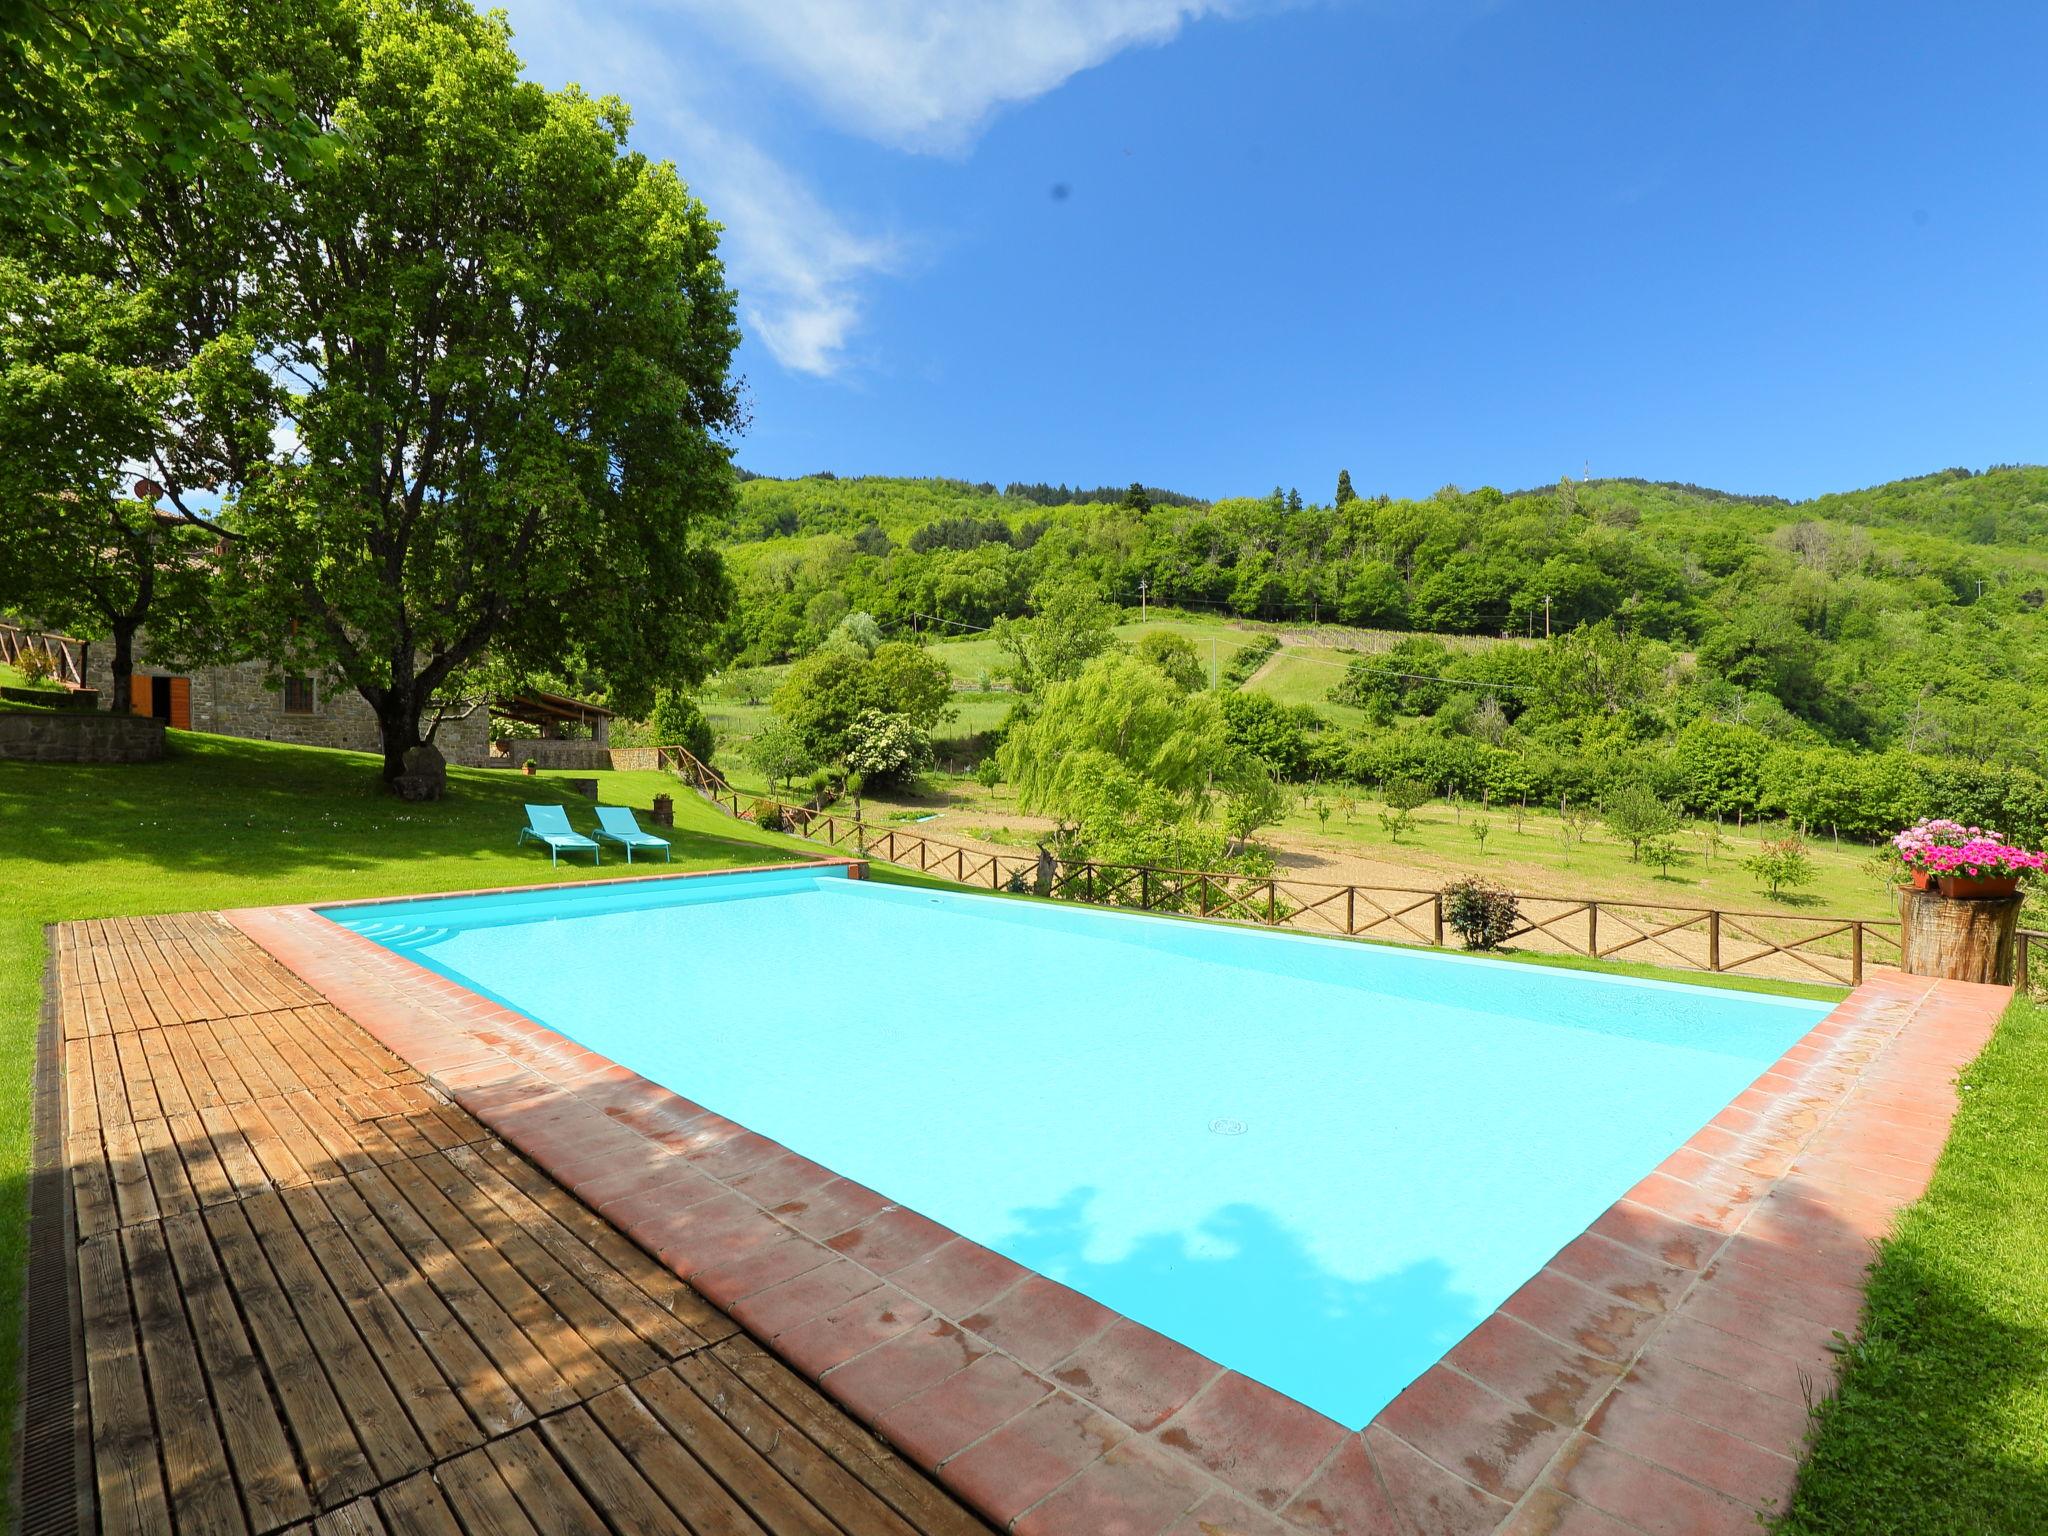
168,676,190,729
130,675,151,715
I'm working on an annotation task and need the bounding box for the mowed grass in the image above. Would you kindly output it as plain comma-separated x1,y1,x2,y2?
1780,994,2048,1534
0,731,822,1519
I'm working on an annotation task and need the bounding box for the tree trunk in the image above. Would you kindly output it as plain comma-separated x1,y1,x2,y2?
1898,888,2022,985
108,620,137,716
374,689,424,786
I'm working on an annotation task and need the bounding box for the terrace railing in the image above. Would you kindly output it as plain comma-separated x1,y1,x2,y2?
0,621,88,689
654,744,1912,986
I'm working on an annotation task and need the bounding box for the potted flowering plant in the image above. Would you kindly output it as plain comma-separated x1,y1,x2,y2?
1890,819,2044,899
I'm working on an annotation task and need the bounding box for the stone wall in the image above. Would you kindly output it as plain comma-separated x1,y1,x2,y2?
482,738,613,770
0,710,164,762
79,633,490,762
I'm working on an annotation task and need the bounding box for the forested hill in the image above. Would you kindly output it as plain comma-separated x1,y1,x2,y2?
716,465,2048,773
1799,465,2048,546
728,464,2048,548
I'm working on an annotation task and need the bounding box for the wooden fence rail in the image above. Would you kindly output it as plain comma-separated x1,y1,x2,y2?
654,744,1913,986
0,621,88,689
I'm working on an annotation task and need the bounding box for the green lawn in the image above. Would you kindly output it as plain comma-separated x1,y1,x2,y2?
0,731,824,1519
1779,994,2048,1534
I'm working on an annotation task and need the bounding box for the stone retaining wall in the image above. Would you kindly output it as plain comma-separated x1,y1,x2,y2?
480,738,612,770
0,710,165,762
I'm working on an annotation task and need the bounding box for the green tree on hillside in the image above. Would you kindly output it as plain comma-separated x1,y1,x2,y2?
1001,654,1238,865
648,690,714,763
994,577,1117,693
1335,468,1357,506
1131,631,1205,693
0,0,327,232
772,641,952,765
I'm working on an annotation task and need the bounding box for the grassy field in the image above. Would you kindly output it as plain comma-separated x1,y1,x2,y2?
1780,994,2048,1534
851,770,1901,919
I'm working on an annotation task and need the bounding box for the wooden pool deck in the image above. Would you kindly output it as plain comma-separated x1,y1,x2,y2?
37,913,996,1536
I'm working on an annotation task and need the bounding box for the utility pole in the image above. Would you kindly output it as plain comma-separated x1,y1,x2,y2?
1543,594,1552,639
1139,578,1148,618
1976,579,1987,600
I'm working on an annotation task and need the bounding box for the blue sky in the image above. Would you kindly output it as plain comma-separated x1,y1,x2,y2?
501,1,2048,502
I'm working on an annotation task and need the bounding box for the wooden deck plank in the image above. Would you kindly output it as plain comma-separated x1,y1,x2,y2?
238,1189,430,1483
537,1405,696,1536
159,1211,314,1530
203,1200,378,1506
468,1140,738,1343
704,1339,992,1536
54,915,994,1536
584,1384,773,1536
440,1142,708,1360
305,1174,532,1440
122,1222,248,1536
277,1182,486,1463
410,1150,667,1381
378,1158,623,1405
374,1473,466,1536
433,1447,546,1536
77,1233,173,1536
345,1166,581,1419
480,1430,611,1536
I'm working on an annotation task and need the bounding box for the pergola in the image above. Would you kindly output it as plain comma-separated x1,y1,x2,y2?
489,690,613,741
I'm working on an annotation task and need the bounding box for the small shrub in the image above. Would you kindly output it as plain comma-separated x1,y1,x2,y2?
974,755,1002,795
1470,813,1492,853
1744,836,1816,899
752,798,787,832
1443,876,1519,950
1601,781,1685,862
1220,633,1279,688
1642,836,1685,878
18,649,58,685
1378,777,1431,842
647,689,715,763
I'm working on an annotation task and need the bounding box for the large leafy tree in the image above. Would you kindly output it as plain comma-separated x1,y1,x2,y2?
1,0,323,232
0,266,229,709
185,0,745,784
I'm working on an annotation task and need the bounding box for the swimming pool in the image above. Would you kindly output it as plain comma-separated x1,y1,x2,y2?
325,865,1831,1428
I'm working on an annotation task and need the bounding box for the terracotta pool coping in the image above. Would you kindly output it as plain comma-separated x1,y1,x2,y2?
224,867,2013,1536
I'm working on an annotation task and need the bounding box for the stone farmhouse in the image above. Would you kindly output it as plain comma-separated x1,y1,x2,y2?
5,619,617,769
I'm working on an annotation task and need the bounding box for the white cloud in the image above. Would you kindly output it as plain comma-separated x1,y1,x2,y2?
501,0,1243,374
652,0,1238,151
665,114,903,377
502,0,900,377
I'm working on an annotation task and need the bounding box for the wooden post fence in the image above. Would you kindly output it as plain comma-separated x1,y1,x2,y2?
649,741,1912,989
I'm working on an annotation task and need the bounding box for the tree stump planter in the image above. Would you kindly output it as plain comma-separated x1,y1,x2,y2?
1898,887,2023,985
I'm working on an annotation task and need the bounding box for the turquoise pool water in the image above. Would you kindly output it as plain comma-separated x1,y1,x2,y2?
325,867,1831,1428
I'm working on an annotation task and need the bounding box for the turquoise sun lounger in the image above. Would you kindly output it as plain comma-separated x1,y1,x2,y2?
592,805,672,863
518,803,600,865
